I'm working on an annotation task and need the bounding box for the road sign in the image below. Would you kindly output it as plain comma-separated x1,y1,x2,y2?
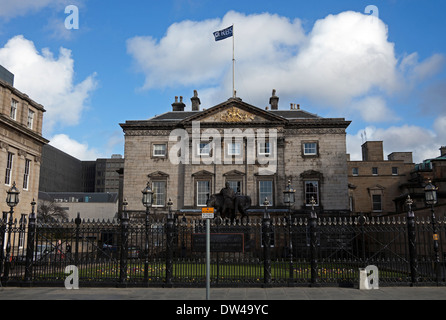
202,207,214,219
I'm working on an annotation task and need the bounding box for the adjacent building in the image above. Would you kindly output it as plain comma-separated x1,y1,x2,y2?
120,90,351,218
394,146,446,218
348,141,414,216
0,67,48,219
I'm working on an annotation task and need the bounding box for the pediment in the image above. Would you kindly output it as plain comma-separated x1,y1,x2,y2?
192,170,214,177
223,170,246,176
180,98,288,125
147,171,169,179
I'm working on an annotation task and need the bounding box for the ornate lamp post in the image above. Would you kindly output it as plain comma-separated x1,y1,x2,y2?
424,180,439,284
141,182,153,283
2,182,20,284
283,180,295,280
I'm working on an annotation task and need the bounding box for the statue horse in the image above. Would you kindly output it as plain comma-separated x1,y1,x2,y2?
206,194,252,221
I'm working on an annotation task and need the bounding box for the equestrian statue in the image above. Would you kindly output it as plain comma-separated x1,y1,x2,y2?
206,182,251,221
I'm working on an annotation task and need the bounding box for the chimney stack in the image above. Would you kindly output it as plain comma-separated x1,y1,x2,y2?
191,90,201,111
269,89,279,110
172,96,185,111
440,146,446,157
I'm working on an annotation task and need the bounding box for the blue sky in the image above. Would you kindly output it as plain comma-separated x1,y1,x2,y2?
0,0,445,163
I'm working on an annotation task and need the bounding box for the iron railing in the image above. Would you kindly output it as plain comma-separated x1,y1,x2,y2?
1,209,446,287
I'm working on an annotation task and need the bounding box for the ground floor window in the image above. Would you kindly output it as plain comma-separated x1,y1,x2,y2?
197,180,210,206
305,181,319,206
152,181,166,207
259,180,273,206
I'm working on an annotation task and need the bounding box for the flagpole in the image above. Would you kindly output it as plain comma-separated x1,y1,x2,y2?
232,24,235,98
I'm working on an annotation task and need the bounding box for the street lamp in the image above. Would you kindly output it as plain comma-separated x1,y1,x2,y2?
2,182,20,284
283,180,295,207
6,181,20,208
424,180,439,284
142,182,153,209
424,180,438,206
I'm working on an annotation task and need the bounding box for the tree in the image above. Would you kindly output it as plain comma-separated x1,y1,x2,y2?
37,200,69,222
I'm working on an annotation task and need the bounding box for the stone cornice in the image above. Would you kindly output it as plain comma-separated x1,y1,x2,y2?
0,79,46,112
0,115,49,144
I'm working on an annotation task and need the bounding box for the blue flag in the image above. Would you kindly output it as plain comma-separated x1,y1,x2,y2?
213,26,233,41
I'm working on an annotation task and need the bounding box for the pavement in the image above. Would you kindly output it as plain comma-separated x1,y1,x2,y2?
1,286,446,300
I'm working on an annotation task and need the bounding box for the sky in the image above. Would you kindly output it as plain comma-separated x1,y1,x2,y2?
0,0,445,163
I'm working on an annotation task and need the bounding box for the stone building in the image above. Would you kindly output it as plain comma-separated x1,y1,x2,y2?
0,68,48,219
120,91,351,218
348,141,414,216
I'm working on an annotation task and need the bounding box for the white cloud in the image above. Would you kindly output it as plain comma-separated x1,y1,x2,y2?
127,11,305,92
0,35,97,134
0,0,54,18
347,125,440,163
127,10,402,107
127,10,444,122
351,96,400,123
49,134,101,160
400,52,446,83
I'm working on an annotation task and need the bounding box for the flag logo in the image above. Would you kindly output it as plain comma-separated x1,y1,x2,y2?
213,25,233,41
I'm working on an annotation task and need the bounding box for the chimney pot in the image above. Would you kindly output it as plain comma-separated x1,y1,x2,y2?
191,90,201,111
172,95,185,111
269,89,279,110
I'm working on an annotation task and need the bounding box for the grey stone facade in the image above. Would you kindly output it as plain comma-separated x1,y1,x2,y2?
120,91,351,217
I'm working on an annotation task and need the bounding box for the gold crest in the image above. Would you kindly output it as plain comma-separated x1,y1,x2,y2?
219,107,255,123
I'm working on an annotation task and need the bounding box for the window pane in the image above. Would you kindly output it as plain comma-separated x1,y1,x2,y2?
197,180,210,206
5,152,13,185
152,181,166,206
372,194,382,211
258,142,270,155
23,159,31,190
259,180,273,205
153,144,166,156
228,142,241,155
198,142,211,155
304,143,317,155
305,181,319,205
10,100,17,120
227,180,241,194
27,110,34,129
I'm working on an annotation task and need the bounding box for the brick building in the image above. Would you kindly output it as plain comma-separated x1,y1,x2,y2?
120,90,351,218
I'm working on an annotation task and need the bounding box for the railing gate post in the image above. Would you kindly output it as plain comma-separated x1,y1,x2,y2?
406,196,418,285
262,201,272,287
309,200,319,286
24,200,37,284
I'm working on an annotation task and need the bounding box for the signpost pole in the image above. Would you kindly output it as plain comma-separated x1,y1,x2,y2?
206,217,210,300
202,207,214,300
